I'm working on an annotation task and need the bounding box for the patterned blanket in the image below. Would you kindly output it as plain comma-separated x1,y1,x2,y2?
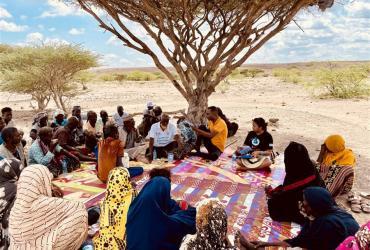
53,151,300,243
52,163,106,208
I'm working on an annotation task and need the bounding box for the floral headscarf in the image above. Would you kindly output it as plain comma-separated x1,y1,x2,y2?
185,199,234,250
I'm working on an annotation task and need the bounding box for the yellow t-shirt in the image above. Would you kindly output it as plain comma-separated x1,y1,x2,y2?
208,117,228,152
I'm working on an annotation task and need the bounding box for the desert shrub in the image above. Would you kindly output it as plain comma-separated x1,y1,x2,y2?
230,69,241,78
273,68,302,84
240,68,264,78
152,72,165,79
216,79,230,93
126,71,156,81
314,67,370,98
114,73,127,82
100,74,116,81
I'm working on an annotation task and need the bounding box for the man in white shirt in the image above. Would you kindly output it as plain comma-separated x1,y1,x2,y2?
113,105,128,128
146,113,181,162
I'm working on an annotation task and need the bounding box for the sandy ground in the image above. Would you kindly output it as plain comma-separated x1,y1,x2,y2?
1,76,369,223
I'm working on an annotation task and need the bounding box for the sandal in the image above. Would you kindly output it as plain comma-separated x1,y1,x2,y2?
361,200,370,213
348,192,362,213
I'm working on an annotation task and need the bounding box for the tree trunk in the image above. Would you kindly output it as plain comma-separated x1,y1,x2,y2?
51,93,62,110
186,89,209,125
33,95,50,111
36,98,47,111
58,95,68,113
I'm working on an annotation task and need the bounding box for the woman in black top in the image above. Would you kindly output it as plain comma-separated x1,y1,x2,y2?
235,118,273,171
266,142,326,225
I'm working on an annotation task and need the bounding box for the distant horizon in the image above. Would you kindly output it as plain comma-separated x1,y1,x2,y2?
92,60,370,72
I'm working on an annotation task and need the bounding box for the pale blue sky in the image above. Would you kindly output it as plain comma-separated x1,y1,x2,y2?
1,0,369,68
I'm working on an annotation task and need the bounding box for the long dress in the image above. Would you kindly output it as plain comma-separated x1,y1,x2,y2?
126,177,196,250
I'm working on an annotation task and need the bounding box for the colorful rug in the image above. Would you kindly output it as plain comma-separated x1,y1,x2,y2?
53,151,300,243
132,151,300,242
52,162,106,208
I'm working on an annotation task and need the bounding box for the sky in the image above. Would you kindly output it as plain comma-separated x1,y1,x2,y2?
0,0,369,68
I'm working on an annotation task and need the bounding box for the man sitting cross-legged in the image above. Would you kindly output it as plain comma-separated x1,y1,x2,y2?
146,113,181,162
191,106,228,161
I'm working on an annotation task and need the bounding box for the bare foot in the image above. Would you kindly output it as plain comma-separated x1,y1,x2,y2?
237,231,257,250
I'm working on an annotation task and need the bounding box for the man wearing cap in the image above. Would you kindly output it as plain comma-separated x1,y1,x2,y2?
144,101,155,115
119,116,148,162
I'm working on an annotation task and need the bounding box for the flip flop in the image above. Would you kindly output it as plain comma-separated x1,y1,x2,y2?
361,200,370,214
351,203,362,213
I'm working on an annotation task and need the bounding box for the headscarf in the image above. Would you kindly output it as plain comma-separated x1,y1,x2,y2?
286,186,360,250
53,109,67,126
337,221,370,250
94,167,136,250
126,177,196,250
323,135,356,167
9,165,88,249
0,159,23,228
184,199,233,250
283,142,323,186
32,112,48,126
303,187,337,216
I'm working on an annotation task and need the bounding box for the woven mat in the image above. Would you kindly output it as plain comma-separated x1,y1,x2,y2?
53,151,300,242
52,162,106,208
132,150,300,242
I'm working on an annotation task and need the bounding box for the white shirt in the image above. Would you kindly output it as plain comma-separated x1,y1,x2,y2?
113,112,128,127
5,120,16,128
149,122,178,147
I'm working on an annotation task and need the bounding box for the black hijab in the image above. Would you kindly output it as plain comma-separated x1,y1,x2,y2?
283,142,323,186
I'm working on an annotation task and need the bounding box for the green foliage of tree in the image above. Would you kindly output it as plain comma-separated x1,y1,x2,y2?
0,43,98,111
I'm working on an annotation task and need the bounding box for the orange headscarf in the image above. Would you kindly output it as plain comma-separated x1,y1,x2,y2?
323,135,356,167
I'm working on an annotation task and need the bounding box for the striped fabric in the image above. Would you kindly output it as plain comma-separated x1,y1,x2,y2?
9,165,88,250
318,164,354,197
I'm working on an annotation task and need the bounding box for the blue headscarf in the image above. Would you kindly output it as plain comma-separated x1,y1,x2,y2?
126,177,196,250
303,187,337,216
286,187,360,250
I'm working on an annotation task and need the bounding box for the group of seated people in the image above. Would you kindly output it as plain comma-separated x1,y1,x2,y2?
0,104,366,250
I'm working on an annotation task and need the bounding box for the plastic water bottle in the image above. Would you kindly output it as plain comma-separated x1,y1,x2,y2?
123,152,130,168
168,152,174,163
232,154,237,161
62,159,68,174
153,149,157,160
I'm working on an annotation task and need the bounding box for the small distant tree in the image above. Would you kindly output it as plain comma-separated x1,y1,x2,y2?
75,0,333,123
74,70,96,90
0,44,98,111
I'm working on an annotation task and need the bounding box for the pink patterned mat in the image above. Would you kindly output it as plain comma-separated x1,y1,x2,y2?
54,151,300,242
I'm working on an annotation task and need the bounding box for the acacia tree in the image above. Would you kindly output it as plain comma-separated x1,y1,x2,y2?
75,0,333,122
0,44,97,111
